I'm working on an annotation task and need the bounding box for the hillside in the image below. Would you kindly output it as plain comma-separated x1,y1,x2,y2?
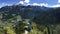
0,5,60,34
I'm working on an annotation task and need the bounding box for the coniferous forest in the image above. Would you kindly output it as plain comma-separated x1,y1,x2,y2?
0,4,60,34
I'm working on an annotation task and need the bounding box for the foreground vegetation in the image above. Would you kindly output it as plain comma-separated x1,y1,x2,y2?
0,22,60,34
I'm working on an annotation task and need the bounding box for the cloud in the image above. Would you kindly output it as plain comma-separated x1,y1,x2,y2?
24,0,30,3
17,0,30,5
29,3,48,6
39,3,48,6
32,3,40,6
47,4,60,8
0,3,13,8
2,3,8,6
58,0,60,3
1,3,12,6
27,3,60,8
19,1,24,4
0,3,9,8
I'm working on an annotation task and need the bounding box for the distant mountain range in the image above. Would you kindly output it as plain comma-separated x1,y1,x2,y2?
0,4,60,25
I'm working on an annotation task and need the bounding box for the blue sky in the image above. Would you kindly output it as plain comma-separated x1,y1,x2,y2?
30,0,58,5
0,0,60,8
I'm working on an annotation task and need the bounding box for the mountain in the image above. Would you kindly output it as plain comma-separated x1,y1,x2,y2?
0,5,55,19
0,4,60,24
33,7,60,25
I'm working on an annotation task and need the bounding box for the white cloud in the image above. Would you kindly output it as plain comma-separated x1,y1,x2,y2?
24,0,30,3
32,3,40,6
19,1,24,4
27,3,31,5
0,3,9,8
2,3,12,6
0,3,13,8
47,4,60,8
30,3,48,6
2,3,8,6
17,0,30,5
58,0,60,3
39,3,48,6
27,3,60,8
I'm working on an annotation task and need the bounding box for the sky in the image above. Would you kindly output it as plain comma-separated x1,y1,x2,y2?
0,0,60,8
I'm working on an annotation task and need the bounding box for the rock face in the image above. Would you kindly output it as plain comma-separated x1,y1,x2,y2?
24,30,28,34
